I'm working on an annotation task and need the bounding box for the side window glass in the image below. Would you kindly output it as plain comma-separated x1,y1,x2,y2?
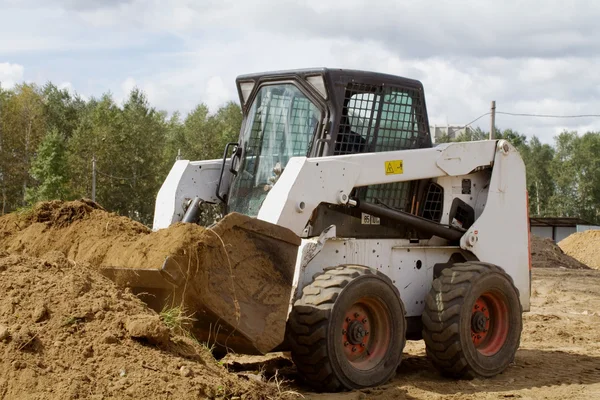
334,89,380,155
375,90,419,151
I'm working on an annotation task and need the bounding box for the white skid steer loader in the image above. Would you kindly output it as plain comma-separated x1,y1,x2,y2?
103,68,530,391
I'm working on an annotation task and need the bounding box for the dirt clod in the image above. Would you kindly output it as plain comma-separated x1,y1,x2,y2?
101,331,119,344
0,324,9,341
126,315,170,346
180,365,193,377
32,303,48,322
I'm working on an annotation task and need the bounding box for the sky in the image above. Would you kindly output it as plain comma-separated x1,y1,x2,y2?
1,0,600,143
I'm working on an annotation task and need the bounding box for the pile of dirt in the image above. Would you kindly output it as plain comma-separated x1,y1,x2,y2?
530,235,590,269
0,199,299,356
0,252,289,399
559,230,600,269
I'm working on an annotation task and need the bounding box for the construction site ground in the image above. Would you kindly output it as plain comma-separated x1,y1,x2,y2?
1,201,599,399
291,267,600,399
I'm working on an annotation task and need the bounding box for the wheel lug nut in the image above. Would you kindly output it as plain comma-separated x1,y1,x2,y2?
360,343,365,347
475,305,479,309
482,307,486,312
344,341,349,346
342,329,347,334
365,331,369,335
362,318,367,323
352,347,357,352
354,313,360,318
346,317,351,322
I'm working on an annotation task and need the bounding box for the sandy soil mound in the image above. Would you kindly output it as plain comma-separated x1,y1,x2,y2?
0,199,191,269
559,230,600,269
0,200,300,355
0,252,288,399
530,234,590,269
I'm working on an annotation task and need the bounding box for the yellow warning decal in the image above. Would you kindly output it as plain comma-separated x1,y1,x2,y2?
385,160,403,175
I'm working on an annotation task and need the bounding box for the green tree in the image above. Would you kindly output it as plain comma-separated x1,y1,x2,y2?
25,129,71,203
548,131,579,218
69,89,168,224
163,101,242,164
569,132,600,223
525,136,554,216
41,83,86,139
0,84,46,209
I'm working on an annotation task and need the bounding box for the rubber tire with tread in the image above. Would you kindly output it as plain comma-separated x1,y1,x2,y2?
286,265,407,391
422,262,522,378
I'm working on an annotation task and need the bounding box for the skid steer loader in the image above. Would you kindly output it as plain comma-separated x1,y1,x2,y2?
102,68,530,391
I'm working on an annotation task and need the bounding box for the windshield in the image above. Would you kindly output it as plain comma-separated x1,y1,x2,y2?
228,84,321,216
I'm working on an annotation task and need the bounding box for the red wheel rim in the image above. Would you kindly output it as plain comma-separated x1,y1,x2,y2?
471,290,509,356
340,297,391,370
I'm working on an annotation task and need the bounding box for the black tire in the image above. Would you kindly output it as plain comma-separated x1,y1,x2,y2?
286,265,406,391
422,262,522,378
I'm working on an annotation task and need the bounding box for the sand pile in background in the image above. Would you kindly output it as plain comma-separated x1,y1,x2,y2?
559,230,600,269
530,235,590,269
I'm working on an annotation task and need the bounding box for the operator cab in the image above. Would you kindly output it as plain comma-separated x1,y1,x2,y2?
226,68,435,238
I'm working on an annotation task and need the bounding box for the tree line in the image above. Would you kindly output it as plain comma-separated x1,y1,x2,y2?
0,82,598,225
0,83,241,225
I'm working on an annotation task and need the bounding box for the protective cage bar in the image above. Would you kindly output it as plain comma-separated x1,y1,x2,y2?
335,82,429,211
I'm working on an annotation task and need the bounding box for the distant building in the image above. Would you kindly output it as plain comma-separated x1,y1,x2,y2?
430,125,473,143
530,217,595,242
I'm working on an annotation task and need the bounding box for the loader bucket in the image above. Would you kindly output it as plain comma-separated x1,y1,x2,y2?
100,213,301,355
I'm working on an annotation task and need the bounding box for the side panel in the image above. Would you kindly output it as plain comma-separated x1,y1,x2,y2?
295,238,461,317
459,142,530,310
153,159,231,230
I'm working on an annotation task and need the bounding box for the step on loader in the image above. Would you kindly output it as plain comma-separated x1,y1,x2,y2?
101,68,530,391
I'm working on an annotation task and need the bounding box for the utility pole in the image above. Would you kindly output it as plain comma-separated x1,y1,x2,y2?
535,181,540,216
490,100,496,140
92,156,96,202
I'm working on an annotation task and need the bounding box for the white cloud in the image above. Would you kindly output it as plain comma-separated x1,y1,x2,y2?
204,76,231,113
0,62,24,89
1,0,600,144
120,77,137,103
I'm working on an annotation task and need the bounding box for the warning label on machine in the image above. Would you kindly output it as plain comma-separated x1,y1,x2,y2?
385,160,403,175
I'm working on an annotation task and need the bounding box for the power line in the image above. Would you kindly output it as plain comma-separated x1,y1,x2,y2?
460,112,491,130
497,111,600,119
459,109,600,131
96,169,154,181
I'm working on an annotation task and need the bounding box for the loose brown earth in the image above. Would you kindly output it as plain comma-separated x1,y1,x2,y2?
0,199,299,355
530,234,589,270
0,252,294,400
1,201,600,399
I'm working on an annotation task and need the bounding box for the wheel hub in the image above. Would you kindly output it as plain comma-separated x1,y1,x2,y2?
471,311,488,333
341,298,391,371
470,291,510,356
347,320,367,344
